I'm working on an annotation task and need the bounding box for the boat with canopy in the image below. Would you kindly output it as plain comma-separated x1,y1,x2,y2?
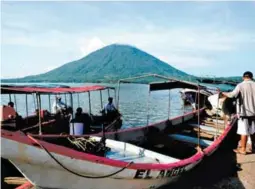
1,74,238,189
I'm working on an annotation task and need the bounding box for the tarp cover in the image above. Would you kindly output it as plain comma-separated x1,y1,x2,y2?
1,85,113,94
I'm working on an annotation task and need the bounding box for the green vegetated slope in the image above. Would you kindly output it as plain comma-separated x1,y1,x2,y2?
1,44,193,83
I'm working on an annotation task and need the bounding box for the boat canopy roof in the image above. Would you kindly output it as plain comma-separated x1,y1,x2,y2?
149,80,205,91
1,85,114,94
149,79,236,92
197,78,238,86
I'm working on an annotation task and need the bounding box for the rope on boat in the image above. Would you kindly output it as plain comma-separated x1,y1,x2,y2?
26,135,134,179
67,137,96,152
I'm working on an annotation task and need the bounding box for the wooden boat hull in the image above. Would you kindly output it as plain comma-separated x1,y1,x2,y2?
1,132,203,189
96,111,196,145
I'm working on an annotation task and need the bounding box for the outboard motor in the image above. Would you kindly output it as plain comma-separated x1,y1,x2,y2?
222,97,236,116
207,93,236,118
207,94,225,117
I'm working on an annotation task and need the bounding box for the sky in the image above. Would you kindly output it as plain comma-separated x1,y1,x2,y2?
1,1,255,79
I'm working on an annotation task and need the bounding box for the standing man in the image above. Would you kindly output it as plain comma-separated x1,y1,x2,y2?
101,97,119,123
222,71,255,154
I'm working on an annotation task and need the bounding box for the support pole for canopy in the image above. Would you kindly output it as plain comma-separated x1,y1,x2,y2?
117,81,121,109
100,90,103,109
88,91,91,114
14,94,17,112
33,94,37,110
114,88,117,106
70,93,75,135
25,94,28,124
197,85,201,149
77,93,80,107
215,92,220,138
183,93,185,115
146,90,151,126
36,93,42,135
48,94,51,113
107,88,110,98
65,94,67,105
168,90,171,119
8,94,11,102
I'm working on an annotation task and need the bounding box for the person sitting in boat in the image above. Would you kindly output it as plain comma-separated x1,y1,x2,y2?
7,101,17,118
74,107,91,134
35,109,51,121
66,106,73,122
101,97,120,124
51,96,67,114
180,92,196,110
0,102,17,122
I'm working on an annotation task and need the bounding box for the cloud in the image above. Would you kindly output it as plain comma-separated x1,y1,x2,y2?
79,37,106,56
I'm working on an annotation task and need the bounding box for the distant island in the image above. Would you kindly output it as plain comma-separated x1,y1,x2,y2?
1,44,193,84
1,44,242,84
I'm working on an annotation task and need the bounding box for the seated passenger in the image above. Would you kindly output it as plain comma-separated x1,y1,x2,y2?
74,107,91,134
51,96,67,114
0,102,17,121
35,109,50,121
66,107,73,122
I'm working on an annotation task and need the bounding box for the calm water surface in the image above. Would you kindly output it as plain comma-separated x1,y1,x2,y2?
1,83,192,128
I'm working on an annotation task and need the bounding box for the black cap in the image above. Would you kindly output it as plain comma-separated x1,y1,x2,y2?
243,71,253,79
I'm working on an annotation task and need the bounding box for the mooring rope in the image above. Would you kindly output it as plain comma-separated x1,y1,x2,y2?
27,134,134,179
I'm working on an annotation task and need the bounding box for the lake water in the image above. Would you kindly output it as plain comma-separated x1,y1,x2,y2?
1,83,192,128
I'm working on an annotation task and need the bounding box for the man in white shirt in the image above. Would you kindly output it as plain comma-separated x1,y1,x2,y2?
101,97,120,123
222,71,255,154
102,97,117,114
51,96,67,114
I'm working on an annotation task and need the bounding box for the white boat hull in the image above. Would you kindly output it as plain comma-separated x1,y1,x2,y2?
1,136,201,189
